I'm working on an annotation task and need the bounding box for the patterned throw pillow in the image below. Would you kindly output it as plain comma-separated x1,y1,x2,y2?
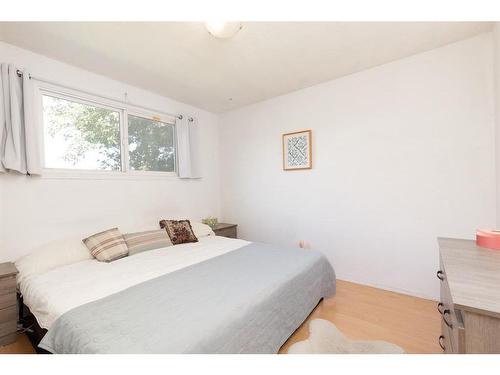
123,229,172,255
159,219,198,245
82,228,129,262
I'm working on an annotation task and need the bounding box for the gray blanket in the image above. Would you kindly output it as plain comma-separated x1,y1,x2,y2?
39,242,336,353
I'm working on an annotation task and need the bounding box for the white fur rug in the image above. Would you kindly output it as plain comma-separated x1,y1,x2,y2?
287,319,405,354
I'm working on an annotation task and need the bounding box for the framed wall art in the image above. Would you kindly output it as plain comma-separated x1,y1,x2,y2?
282,130,312,170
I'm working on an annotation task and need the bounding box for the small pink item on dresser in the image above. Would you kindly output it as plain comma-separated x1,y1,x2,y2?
476,229,500,250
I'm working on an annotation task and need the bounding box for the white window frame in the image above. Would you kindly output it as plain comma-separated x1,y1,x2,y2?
35,81,178,180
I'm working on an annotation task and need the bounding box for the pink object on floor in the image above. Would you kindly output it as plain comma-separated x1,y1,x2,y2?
476,229,500,250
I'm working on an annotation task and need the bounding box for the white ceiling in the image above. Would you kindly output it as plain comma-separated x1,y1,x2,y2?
0,22,493,113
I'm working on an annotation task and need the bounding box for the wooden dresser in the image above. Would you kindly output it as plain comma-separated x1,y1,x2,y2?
0,262,18,347
212,223,237,239
437,238,500,353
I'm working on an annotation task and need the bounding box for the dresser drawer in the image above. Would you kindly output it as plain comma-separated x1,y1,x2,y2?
0,313,17,338
440,275,461,327
215,227,237,238
0,305,17,323
0,332,17,346
438,258,465,353
0,305,17,347
0,318,16,332
440,319,453,353
441,308,465,353
0,276,16,296
0,292,16,310
438,259,457,314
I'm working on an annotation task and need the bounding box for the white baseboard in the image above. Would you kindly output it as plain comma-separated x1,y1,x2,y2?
335,274,438,301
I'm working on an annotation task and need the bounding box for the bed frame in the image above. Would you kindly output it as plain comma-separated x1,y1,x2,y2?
18,293,49,354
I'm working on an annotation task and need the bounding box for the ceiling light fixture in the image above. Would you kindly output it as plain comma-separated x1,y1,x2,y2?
205,21,242,39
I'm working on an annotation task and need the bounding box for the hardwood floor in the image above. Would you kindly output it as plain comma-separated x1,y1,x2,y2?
0,279,441,354
279,280,442,353
0,333,35,354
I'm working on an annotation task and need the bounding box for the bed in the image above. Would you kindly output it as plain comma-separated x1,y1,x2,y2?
17,234,336,354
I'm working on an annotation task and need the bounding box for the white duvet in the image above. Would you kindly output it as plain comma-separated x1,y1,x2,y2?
19,236,250,329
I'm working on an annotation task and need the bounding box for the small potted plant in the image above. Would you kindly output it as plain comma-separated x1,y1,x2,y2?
202,217,218,229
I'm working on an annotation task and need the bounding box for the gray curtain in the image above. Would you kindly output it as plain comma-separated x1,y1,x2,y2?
0,64,42,175
176,116,200,179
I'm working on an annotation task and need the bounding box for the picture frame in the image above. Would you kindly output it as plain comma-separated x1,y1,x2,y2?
282,130,312,170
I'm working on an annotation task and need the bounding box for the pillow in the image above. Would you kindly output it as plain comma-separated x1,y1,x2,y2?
190,221,215,238
82,228,129,262
159,219,198,245
123,229,172,255
15,236,94,284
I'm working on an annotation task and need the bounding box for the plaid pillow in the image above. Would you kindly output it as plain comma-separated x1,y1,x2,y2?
83,228,129,262
123,229,172,255
159,219,198,245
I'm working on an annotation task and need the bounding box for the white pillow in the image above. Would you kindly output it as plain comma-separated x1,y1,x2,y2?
15,237,93,284
190,221,215,238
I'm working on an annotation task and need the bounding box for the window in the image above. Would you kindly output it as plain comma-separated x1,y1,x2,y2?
128,115,175,172
43,95,122,171
40,87,177,177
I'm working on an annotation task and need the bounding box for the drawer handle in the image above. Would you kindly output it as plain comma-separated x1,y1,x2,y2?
438,335,445,351
443,310,453,329
436,270,444,281
437,302,444,315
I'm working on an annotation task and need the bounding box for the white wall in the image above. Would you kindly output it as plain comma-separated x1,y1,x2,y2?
494,24,500,226
0,41,221,262
219,33,496,300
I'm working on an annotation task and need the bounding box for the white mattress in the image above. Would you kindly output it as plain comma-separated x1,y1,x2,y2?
19,236,250,329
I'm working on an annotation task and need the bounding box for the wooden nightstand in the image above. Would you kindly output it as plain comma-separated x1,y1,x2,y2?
212,223,238,239
0,262,18,347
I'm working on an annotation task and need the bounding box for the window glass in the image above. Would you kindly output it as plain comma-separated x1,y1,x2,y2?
128,115,176,172
42,95,121,171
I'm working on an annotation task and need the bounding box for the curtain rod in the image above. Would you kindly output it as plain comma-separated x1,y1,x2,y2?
16,69,194,122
